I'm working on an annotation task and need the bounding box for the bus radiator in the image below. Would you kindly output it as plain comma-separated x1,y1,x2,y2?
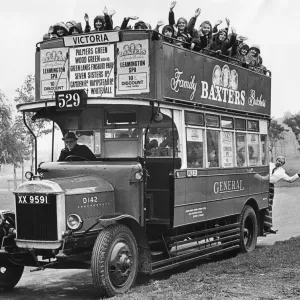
15,194,58,241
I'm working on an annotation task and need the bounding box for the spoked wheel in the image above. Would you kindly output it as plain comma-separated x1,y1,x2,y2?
239,205,258,253
91,224,138,298
0,261,24,292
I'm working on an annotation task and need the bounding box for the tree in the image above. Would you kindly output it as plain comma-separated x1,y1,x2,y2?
1,124,30,186
0,90,13,170
268,119,287,162
14,74,52,172
284,113,300,148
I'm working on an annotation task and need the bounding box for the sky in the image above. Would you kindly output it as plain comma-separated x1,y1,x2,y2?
1,0,300,118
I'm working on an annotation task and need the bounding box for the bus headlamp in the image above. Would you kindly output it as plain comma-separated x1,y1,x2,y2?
67,214,83,231
134,171,143,181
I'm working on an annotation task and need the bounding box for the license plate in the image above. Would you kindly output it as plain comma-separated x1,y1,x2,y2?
16,195,50,204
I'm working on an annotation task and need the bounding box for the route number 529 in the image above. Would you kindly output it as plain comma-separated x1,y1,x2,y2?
55,90,87,111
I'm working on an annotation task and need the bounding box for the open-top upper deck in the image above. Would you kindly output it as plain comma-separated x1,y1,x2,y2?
23,30,271,118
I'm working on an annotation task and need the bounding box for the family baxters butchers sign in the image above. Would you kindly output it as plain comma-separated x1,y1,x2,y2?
163,45,271,116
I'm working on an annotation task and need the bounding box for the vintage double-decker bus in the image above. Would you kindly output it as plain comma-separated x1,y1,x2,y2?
0,28,271,297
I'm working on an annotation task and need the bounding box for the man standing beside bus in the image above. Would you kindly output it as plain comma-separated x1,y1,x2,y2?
58,132,96,162
256,156,300,234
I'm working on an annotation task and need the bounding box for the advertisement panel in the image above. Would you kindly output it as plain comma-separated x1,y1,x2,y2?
40,48,69,99
163,44,271,116
69,44,115,97
116,39,149,95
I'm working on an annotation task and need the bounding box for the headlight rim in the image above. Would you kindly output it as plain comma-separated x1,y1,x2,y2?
66,214,83,231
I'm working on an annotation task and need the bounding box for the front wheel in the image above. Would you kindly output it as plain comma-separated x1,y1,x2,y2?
91,224,138,298
0,261,24,292
239,205,258,253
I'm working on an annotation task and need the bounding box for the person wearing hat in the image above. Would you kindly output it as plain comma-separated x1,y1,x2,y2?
68,22,83,35
254,156,300,234
152,21,174,44
84,6,114,33
58,132,96,162
51,22,69,38
208,24,237,58
245,44,261,67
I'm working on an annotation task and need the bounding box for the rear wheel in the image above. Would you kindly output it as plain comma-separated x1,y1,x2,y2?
91,224,138,297
0,261,24,292
239,205,258,253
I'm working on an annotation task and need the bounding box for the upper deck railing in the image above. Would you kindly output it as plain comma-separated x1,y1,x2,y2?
35,30,271,117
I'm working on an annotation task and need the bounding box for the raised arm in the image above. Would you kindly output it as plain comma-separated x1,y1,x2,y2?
152,20,164,41
224,27,237,50
187,8,201,36
84,13,91,33
281,171,300,183
169,1,176,26
120,16,139,30
103,6,115,30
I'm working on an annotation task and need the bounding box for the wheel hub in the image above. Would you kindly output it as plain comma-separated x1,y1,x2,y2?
109,241,133,287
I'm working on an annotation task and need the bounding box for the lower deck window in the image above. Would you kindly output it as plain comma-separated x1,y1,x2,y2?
207,130,220,168
186,128,203,168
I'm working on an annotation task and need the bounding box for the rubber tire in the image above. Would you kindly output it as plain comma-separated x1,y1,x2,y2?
0,261,24,292
91,224,138,298
239,205,258,253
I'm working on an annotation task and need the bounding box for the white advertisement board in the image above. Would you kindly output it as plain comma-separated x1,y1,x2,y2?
40,48,69,99
116,39,149,95
69,44,115,97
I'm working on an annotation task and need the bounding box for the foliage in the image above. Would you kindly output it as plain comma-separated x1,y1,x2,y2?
0,90,13,165
0,90,30,170
268,119,288,159
14,74,52,170
283,113,300,146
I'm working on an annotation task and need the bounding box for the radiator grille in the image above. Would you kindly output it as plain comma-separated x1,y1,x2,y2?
15,194,58,240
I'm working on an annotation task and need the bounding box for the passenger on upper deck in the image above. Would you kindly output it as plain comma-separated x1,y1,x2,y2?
66,20,77,30
245,44,260,67
188,9,221,52
230,37,249,66
208,22,237,58
50,22,69,38
120,16,139,30
152,21,175,44
168,1,192,43
84,6,114,33
58,132,96,162
69,23,83,35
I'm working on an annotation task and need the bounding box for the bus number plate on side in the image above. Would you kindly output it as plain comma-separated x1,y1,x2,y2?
17,195,50,204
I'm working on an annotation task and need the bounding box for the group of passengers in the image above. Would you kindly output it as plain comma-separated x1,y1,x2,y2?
43,2,267,74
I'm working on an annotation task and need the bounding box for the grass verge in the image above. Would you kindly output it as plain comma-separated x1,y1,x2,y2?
114,237,300,300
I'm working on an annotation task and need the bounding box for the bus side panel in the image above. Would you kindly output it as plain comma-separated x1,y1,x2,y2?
172,167,269,228
173,170,208,227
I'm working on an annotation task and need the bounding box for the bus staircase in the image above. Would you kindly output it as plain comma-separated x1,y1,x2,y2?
149,222,240,273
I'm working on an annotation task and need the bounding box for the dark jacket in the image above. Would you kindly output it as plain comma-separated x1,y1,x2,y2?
58,144,96,161
84,14,113,33
168,11,193,43
209,32,237,56
230,40,249,66
188,19,219,52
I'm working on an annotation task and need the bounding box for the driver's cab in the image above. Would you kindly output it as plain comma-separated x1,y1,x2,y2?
50,104,182,222
52,104,182,163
